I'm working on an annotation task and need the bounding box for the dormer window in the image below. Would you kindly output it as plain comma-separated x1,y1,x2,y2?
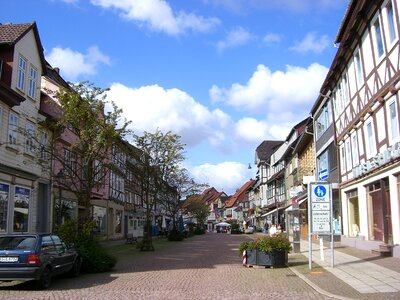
17,56,27,91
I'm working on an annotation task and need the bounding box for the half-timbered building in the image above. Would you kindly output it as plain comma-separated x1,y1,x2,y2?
326,0,400,257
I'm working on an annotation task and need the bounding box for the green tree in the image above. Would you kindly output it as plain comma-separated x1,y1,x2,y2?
48,81,131,227
186,201,210,229
134,129,185,251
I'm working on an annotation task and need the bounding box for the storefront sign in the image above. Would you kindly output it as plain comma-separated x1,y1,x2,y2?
353,141,400,178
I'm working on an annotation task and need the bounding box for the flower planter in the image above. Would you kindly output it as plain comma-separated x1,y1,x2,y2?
256,250,288,267
245,249,257,265
245,250,288,267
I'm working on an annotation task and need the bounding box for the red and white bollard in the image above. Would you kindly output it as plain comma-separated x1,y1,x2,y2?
242,250,246,266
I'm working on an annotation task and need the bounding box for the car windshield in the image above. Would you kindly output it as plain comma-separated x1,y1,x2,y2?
0,236,37,250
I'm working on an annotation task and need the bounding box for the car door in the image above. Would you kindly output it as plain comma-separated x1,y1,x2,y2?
40,235,64,276
51,235,75,274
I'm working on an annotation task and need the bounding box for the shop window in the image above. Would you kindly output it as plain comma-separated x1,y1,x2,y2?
0,183,10,233
13,186,30,232
347,190,359,237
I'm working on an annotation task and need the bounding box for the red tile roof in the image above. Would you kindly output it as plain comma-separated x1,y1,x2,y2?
0,23,34,44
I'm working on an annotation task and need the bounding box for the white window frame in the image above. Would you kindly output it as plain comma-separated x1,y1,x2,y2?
8,112,18,147
28,65,38,99
25,121,35,154
354,48,364,87
342,73,350,105
365,120,377,158
351,131,359,166
372,15,385,60
345,139,352,171
339,144,346,175
17,56,27,92
383,0,398,47
387,99,400,144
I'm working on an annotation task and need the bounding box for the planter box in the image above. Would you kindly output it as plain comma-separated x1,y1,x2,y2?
246,250,288,267
246,249,257,265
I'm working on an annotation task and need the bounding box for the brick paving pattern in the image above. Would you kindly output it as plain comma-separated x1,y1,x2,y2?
0,233,330,300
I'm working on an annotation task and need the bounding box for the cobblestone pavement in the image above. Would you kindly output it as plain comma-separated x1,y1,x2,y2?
0,232,332,300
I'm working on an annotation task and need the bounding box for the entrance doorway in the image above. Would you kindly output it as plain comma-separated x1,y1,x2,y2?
367,179,392,244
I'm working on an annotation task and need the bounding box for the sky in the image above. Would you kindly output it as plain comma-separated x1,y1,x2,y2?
1,0,349,195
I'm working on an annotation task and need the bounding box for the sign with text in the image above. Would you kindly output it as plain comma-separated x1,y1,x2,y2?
309,182,332,234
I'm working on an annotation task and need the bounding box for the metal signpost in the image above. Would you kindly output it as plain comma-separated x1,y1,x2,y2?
308,182,333,270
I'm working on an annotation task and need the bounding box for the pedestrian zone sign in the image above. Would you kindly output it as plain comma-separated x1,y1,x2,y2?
309,182,332,234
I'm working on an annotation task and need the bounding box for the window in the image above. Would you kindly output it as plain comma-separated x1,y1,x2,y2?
94,160,102,182
17,56,26,91
373,17,385,58
28,65,37,99
25,121,35,154
351,132,359,166
110,171,124,201
341,74,349,105
64,149,77,174
388,100,400,143
366,120,377,156
40,130,48,160
317,150,329,174
0,183,10,233
385,0,397,44
13,186,30,232
315,102,332,139
354,49,364,86
340,144,346,174
8,112,18,146
345,139,352,171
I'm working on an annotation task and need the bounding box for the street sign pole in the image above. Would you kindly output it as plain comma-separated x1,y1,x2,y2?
308,182,333,270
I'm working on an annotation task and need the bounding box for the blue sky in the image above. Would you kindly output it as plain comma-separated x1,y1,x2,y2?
1,0,349,195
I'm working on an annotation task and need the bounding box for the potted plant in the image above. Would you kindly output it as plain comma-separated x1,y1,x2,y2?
238,234,292,267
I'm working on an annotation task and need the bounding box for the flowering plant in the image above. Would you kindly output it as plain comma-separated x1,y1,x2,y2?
238,234,292,256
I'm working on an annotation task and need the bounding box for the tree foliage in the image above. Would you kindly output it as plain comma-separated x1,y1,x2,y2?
186,201,209,228
48,81,131,222
133,129,186,250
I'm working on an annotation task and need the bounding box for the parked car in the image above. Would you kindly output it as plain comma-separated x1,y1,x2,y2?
0,233,82,289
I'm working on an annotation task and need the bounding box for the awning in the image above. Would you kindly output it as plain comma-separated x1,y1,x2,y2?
261,208,277,217
285,198,307,212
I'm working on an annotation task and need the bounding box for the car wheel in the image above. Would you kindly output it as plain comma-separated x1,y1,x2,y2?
69,257,82,277
36,267,51,290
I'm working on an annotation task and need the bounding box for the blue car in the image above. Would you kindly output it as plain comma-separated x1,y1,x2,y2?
0,233,81,289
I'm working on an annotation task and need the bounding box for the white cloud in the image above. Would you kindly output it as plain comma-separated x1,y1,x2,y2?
263,33,282,46
189,162,254,195
90,0,220,36
105,83,231,147
46,46,110,81
217,27,253,52
210,63,328,137
203,0,347,14
235,118,269,142
290,32,331,54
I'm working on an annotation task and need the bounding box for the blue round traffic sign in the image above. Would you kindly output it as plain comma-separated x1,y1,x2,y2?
314,185,327,197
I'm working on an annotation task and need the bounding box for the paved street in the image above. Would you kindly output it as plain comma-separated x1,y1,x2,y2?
0,232,329,300
2,232,400,300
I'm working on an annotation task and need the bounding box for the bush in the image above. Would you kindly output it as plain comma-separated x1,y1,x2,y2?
168,230,184,241
230,223,241,234
57,220,116,273
194,227,205,235
75,237,116,273
238,234,292,256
